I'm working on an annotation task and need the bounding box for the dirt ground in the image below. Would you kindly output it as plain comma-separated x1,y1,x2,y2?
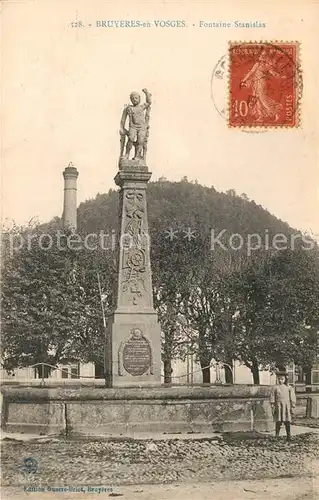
1,427,318,499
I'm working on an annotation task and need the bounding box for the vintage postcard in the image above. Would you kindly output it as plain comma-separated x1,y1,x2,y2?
1,1,318,499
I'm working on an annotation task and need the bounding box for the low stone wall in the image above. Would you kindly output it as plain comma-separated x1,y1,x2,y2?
1,385,274,436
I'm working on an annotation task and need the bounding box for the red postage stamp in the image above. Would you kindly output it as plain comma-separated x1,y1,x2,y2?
228,42,301,128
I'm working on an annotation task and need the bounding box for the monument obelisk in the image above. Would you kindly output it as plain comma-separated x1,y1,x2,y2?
105,89,162,387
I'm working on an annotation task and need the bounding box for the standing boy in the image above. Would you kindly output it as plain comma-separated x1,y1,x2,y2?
270,370,296,441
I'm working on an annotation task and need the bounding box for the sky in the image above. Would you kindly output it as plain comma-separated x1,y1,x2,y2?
2,0,319,237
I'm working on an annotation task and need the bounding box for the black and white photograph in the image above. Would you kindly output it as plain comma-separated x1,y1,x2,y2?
1,1,318,499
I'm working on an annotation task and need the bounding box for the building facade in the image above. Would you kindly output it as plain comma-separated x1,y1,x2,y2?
2,358,318,388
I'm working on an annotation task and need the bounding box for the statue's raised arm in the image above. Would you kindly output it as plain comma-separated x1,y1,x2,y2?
142,88,152,109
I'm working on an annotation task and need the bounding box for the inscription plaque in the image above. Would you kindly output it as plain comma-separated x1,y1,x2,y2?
121,328,152,376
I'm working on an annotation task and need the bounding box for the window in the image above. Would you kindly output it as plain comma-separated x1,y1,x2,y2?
70,364,80,379
34,366,50,378
94,363,104,379
294,366,304,383
60,364,80,379
311,362,319,385
286,362,295,384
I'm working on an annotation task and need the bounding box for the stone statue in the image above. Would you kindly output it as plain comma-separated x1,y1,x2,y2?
119,88,152,162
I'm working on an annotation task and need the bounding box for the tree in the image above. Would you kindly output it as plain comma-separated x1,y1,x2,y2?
1,222,113,375
230,252,272,384
229,248,319,383
258,248,319,369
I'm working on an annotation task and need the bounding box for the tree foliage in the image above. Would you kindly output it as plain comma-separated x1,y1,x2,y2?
1,222,112,374
2,179,318,383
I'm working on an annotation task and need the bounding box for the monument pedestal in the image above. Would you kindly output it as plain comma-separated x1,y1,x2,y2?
106,310,161,387
105,165,162,387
